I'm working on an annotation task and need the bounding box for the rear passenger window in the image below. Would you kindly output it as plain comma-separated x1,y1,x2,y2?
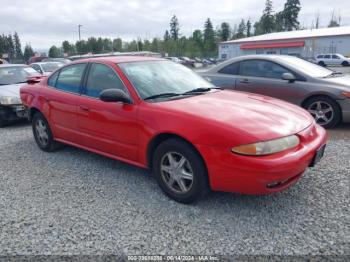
219,62,239,75
324,55,331,59
84,63,126,98
47,71,59,87
55,64,86,93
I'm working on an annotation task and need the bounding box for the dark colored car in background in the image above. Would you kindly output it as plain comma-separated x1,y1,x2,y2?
199,55,350,128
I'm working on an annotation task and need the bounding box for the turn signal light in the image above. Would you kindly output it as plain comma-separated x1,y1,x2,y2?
342,92,350,99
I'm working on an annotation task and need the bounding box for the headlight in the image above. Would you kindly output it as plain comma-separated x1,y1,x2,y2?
231,135,300,156
0,96,22,105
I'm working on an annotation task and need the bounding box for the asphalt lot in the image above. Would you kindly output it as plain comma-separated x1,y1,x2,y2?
0,122,349,257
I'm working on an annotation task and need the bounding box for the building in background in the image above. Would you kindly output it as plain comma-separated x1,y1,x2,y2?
218,26,350,60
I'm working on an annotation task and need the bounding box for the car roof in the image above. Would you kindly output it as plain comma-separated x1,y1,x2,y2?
0,64,27,68
73,56,164,64
32,62,63,65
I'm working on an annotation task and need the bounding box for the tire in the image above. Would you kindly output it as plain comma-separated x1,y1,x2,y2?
318,61,325,67
32,112,60,152
0,115,8,128
303,96,341,129
152,138,209,204
341,61,350,67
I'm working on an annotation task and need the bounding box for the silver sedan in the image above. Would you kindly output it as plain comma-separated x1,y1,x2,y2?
199,55,350,128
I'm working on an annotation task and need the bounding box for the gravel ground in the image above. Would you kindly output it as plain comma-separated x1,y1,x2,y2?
0,122,349,258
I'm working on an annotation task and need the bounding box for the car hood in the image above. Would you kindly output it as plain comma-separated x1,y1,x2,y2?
320,75,350,89
154,90,313,143
0,83,24,98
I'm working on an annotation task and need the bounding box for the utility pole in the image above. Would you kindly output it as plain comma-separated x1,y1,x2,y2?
78,24,83,41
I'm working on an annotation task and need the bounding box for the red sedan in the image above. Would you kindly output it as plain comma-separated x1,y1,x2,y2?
20,56,327,203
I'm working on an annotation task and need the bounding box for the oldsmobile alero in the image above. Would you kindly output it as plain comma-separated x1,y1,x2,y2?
20,56,328,203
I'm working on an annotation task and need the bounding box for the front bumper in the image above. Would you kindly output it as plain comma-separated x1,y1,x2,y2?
196,124,328,195
338,98,350,123
0,104,28,121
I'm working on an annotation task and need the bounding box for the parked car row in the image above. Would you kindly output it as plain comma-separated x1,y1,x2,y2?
164,56,221,67
19,56,330,203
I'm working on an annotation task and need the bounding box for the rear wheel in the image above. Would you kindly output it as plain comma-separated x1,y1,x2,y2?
153,138,209,204
342,61,350,67
318,61,326,67
304,96,341,129
32,112,60,152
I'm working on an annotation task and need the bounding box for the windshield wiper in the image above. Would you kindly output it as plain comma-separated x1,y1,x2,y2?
182,87,221,95
144,93,181,101
325,72,343,78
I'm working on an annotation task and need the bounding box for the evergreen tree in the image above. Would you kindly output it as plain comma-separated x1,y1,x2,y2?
13,32,22,59
246,20,252,37
23,44,34,62
203,18,216,57
112,38,123,52
170,15,180,40
219,22,231,41
48,45,60,58
62,40,75,56
164,30,171,41
260,0,275,33
282,0,301,31
236,19,246,39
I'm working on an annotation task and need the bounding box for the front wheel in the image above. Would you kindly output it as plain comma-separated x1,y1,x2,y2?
0,115,8,128
32,112,60,152
304,96,341,129
318,61,325,67
153,138,209,204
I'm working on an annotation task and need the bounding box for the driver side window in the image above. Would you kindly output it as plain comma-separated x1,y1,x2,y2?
239,60,291,79
84,63,127,98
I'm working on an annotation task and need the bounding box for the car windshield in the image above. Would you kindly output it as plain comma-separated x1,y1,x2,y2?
118,60,214,100
0,66,40,86
41,62,62,72
280,56,334,78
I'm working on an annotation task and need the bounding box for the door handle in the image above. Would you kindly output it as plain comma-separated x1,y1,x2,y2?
79,105,90,111
240,79,251,84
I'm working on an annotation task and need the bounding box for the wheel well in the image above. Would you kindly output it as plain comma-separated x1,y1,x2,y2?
301,94,342,120
147,133,206,171
301,94,337,108
29,107,41,121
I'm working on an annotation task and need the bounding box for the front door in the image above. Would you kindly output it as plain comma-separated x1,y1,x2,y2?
77,63,139,161
234,59,301,104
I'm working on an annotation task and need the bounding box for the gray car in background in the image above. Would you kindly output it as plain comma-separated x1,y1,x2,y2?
199,55,350,128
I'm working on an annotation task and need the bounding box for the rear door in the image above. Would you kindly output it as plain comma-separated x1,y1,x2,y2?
234,59,303,104
41,63,87,142
77,62,139,161
207,62,239,89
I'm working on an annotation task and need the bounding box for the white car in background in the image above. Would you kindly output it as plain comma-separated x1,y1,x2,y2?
316,54,350,67
0,64,41,127
30,62,64,76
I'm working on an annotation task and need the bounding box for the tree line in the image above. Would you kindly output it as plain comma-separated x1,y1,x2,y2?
0,0,344,62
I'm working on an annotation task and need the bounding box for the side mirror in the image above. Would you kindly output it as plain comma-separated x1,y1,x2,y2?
99,89,132,104
27,76,43,84
282,73,296,83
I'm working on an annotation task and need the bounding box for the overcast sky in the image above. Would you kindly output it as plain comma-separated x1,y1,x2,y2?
1,0,349,51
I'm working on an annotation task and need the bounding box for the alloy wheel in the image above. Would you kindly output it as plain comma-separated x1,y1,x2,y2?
35,119,49,146
160,152,194,194
307,101,334,126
